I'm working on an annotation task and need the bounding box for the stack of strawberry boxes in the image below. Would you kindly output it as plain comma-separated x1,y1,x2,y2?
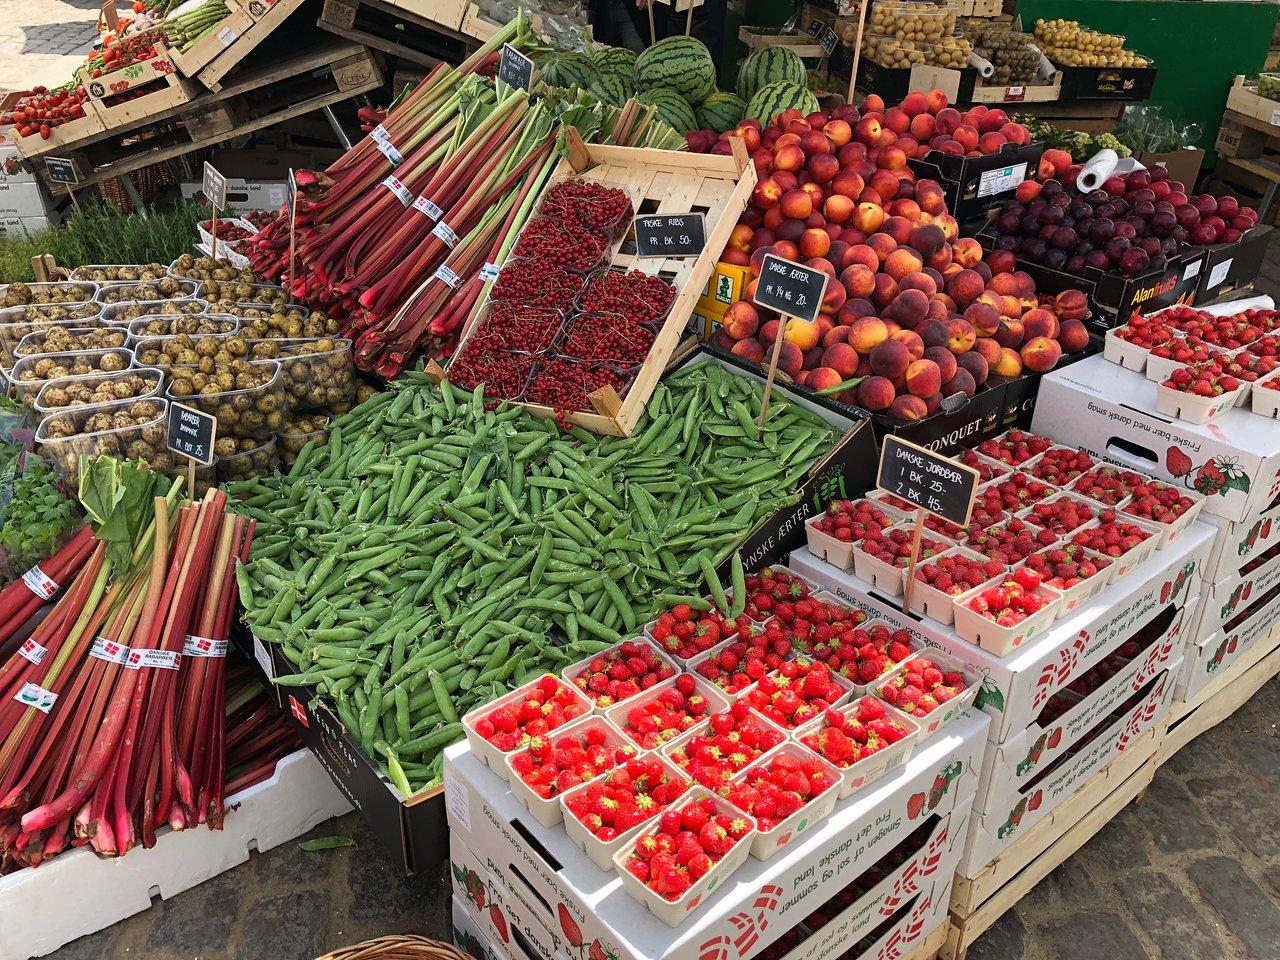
789,426,1211,875
1033,308,1280,707
444,571,992,960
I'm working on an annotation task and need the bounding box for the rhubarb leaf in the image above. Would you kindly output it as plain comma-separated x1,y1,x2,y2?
298,836,355,851
78,456,170,578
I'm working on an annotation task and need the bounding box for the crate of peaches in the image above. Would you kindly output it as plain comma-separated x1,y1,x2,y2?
462,674,593,776
873,650,977,738
1024,543,1113,618
724,742,842,861
613,789,755,925
906,546,1007,625
562,754,690,869
804,498,905,570
505,715,640,827
795,696,918,798
1069,508,1160,578
953,567,1061,656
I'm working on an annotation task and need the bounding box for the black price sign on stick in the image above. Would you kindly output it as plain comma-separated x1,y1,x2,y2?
634,212,705,258
877,436,981,615
820,24,840,55
753,253,827,325
44,157,79,185
497,44,534,92
167,403,217,467
202,161,227,210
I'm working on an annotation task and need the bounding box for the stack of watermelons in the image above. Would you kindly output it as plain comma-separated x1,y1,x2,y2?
536,36,816,137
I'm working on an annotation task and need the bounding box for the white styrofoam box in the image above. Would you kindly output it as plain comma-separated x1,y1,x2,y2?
0,750,352,960
180,177,288,215
1032,351,1280,524
788,524,1209,743
1198,495,1280,584
0,179,56,218
0,212,60,239
970,599,1189,815
958,664,1178,873
443,710,989,960
1177,582,1280,702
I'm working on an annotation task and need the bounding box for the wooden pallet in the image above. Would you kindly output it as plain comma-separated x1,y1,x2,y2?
39,40,380,195
317,0,473,67
905,922,949,960
1008,97,1125,133
941,727,1162,960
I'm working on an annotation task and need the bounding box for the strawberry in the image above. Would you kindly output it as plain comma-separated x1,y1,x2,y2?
729,567,813,620
474,675,588,752
981,471,1055,512
1070,465,1146,506
692,628,788,694
797,697,911,769
1025,544,1111,590
959,448,1011,484
976,429,1054,466
743,658,849,728
563,757,690,839
510,719,636,799
651,605,726,659
1027,448,1095,487
619,678,715,749
803,620,914,684
856,528,949,568
569,639,676,708
1123,480,1197,525
620,793,751,902
966,517,1059,565
914,551,1005,597
1070,508,1154,557
1024,494,1096,535
962,570,1047,626
667,704,784,791
877,657,969,718
725,750,835,831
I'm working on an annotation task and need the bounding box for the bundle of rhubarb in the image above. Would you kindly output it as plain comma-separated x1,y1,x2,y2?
0,457,266,870
0,527,96,663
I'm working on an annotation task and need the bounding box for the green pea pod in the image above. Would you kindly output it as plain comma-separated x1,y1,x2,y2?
729,552,746,620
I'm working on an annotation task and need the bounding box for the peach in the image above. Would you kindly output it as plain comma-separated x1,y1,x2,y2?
891,329,925,362
953,124,979,152
872,272,900,308
784,317,821,351
824,323,851,348
986,250,1017,275
888,198,922,222
924,346,957,384
993,318,1025,349
852,202,887,235
952,238,983,269
934,214,959,242
925,298,949,324
777,341,804,376
869,339,912,378
955,351,988,387
824,194,855,225
837,141,868,167
857,376,896,412
925,246,953,273
773,143,806,174
848,315,889,354
900,92,929,118
824,119,852,148
934,108,962,135
759,317,781,343
722,301,760,340
808,367,844,391
733,126,762,153
854,117,882,146
1021,336,1062,373
861,94,885,113
1011,271,1036,299
806,111,829,130
1053,289,1089,321
773,171,799,191
841,264,876,299
879,145,908,171
802,130,834,156
889,288,931,327
831,171,865,201
947,268,985,306
752,178,784,210
899,271,938,297
802,345,824,370
821,281,846,315
906,224,943,259
709,327,735,351
869,169,900,203
1022,308,1059,341
884,108,911,135
800,228,832,260
807,153,840,186
779,189,812,220
731,337,766,364
800,182,825,209
820,341,859,378
888,395,928,423
867,233,898,266
994,347,1023,378
879,219,912,250
778,129,805,147
964,301,1001,337
942,368,977,398
750,228,776,252
721,248,750,266
772,240,800,263
947,318,977,354
987,273,1020,298
909,114,936,142
884,247,925,281
728,223,754,253
924,90,948,114
1015,179,1041,204
763,207,785,232
794,371,810,386
978,132,1007,154
1059,319,1090,353
917,318,949,349
882,318,902,337
974,337,1002,368
845,244,879,272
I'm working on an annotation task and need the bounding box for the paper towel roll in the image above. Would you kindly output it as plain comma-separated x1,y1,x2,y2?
1027,44,1055,82
968,51,995,78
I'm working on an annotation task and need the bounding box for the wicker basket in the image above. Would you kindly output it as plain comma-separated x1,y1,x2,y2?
316,936,471,960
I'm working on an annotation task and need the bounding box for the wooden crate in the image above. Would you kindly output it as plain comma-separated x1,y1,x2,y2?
738,27,827,59
1006,97,1124,133
947,0,1001,15
318,0,471,67
1226,75,1280,127
942,727,1162,960
448,135,756,437
167,2,256,80
197,0,311,92
970,71,1061,104
8,108,106,161
77,37,183,104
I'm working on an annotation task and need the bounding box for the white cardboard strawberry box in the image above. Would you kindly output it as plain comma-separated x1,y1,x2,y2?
787,524,1210,744
958,665,1178,873
452,835,571,960
1177,581,1280,702
1198,494,1280,584
452,892,507,960
1188,538,1280,641
441,710,987,960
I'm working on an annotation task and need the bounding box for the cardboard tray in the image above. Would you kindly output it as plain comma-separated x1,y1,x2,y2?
1057,64,1158,101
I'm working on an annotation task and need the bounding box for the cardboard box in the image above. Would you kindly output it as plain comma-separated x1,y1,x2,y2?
0,178,56,219
442,710,989,960
179,148,312,214
1193,225,1273,303
1032,353,1280,523
1214,119,1245,160
699,260,749,316
453,840,569,960
907,141,1045,222
1136,149,1204,192
958,666,1176,871
245,349,880,873
972,603,1188,816
0,142,34,184
1058,64,1158,101
1189,537,1280,640
787,522,1210,742
453,893,505,960
0,212,60,238
1177,580,1280,701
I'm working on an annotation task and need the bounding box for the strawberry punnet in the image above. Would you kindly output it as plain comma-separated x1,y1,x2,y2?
1071,509,1154,557
1070,465,1146,505
621,792,752,901
805,621,915,685
877,658,970,719
726,567,813,621
913,551,1006,597
618,674,712,749
666,703,784,791
509,720,636,800
650,604,727,660
962,568,1050,626
1122,480,1197,525
813,499,897,543
567,640,677,708
742,658,849,729
563,757,689,841
724,750,836,831
692,629,790,694
977,429,1053,465
1025,544,1111,589
798,697,911,768
473,676,589,753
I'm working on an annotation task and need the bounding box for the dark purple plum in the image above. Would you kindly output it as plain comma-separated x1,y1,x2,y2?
1119,247,1150,276
1088,219,1115,244
1045,249,1068,270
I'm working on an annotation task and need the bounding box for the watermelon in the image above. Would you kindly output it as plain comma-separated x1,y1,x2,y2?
593,46,638,80
736,47,807,103
696,91,746,133
540,53,598,90
636,88,698,134
591,73,630,108
634,36,716,104
746,81,819,125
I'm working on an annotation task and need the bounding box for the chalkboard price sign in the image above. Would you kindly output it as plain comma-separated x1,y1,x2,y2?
44,157,79,185
877,435,979,527
202,161,228,210
752,253,827,324
634,212,706,258
497,44,534,92
166,403,217,467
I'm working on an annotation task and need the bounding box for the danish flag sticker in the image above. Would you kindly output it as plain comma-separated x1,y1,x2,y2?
289,695,310,728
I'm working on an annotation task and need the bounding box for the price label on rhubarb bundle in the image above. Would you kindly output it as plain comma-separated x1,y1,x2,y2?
634,212,706,258
166,403,217,466
877,435,980,527
202,161,228,210
498,44,534,92
753,253,827,325
44,157,79,185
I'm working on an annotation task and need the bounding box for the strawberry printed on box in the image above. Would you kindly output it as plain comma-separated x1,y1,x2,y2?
789,523,1210,742
1192,535,1280,640
442,708,986,960
1178,577,1280,702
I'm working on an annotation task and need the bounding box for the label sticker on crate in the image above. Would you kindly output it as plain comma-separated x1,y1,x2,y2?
1271,108,1280,127
91,636,132,665
253,636,275,679
413,195,442,219
432,221,458,247
18,638,47,665
479,262,501,281
15,682,56,714
446,774,471,830
1183,258,1203,281
21,564,59,599
977,163,1027,198
433,264,461,288
126,648,181,670
1003,86,1026,102
381,175,412,206
1205,258,1233,290
217,25,237,45
184,634,229,657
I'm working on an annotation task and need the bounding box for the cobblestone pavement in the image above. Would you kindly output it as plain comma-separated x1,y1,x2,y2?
40,676,1278,960
0,0,98,95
